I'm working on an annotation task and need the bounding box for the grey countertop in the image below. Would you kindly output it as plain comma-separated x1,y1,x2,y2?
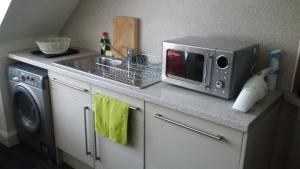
8,48,283,132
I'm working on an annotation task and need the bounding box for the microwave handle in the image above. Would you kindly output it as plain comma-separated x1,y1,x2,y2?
205,53,213,88
203,59,207,87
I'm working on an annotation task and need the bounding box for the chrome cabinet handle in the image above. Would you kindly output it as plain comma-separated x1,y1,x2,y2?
84,106,92,155
50,78,89,93
93,110,101,161
94,131,101,161
154,114,224,141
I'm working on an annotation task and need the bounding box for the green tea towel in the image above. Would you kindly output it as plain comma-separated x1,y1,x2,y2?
93,93,110,137
93,93,129,145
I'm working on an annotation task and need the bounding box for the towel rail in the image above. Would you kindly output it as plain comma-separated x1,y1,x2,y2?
94,92,139,111
129,106,139,111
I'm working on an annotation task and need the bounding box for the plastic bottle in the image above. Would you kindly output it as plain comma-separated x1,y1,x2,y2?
267,50,281,90
100,32,111,55
232,68,269,112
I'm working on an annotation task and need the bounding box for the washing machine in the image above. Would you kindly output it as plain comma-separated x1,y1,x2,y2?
8,62,56,163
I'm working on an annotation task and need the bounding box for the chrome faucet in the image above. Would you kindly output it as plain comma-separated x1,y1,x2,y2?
127,48,134,67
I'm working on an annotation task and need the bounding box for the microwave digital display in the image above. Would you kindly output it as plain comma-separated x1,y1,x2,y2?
166,49,204,83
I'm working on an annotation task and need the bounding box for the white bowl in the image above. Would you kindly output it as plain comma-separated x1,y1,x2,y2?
36,37,71,54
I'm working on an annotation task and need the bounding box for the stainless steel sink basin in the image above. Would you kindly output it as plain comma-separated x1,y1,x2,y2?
97,57,123,67
54,54,161,88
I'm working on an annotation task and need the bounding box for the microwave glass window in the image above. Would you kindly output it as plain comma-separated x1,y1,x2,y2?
166,50,186,77
166,49,204,83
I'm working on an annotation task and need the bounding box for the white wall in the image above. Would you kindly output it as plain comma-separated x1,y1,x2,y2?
0,0,79,43
61,0,300,91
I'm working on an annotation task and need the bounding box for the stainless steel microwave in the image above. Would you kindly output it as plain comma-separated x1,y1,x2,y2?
162,36,258,99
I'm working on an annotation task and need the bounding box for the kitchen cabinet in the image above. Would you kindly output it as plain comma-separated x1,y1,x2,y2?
48,72,144,169
145,102,281,169
91,85,144,169
145,102,243,169
49,72,94,167
47,72,280,169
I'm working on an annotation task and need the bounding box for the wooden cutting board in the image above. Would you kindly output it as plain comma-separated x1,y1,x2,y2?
112,16,139,58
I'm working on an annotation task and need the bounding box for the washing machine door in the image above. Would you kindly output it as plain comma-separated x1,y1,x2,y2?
13,85,41,135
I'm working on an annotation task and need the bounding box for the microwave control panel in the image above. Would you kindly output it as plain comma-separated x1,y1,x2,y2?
210,51,233,98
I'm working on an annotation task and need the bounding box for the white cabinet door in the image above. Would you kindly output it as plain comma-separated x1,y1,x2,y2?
145,102,243,169
49,72,94,167
92,85,144,169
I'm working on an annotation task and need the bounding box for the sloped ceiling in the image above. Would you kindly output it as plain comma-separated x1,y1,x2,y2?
0,0,79,43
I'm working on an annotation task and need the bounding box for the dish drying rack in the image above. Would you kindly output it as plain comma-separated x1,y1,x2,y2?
96,54,162,87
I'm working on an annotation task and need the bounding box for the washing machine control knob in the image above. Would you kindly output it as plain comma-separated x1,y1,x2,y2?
215,80,224,89
12,77,19,81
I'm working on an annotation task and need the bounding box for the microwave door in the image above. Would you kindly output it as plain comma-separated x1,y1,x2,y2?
166,49,205,85
185,52,204,83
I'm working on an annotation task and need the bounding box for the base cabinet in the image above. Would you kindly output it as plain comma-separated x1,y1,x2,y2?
49,72,145,169
145,102,243,169
48,73,280,169
49,72,94,167
92,85,145,169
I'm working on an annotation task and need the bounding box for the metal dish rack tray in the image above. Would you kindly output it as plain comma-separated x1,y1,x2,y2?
95,54,162,87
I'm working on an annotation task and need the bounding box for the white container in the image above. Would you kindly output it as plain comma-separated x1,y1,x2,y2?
36,37,71,54
267,50,281,90
233,75,268,112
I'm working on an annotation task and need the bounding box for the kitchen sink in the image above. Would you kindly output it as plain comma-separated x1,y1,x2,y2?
97,56,123,67
54,54,161,88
